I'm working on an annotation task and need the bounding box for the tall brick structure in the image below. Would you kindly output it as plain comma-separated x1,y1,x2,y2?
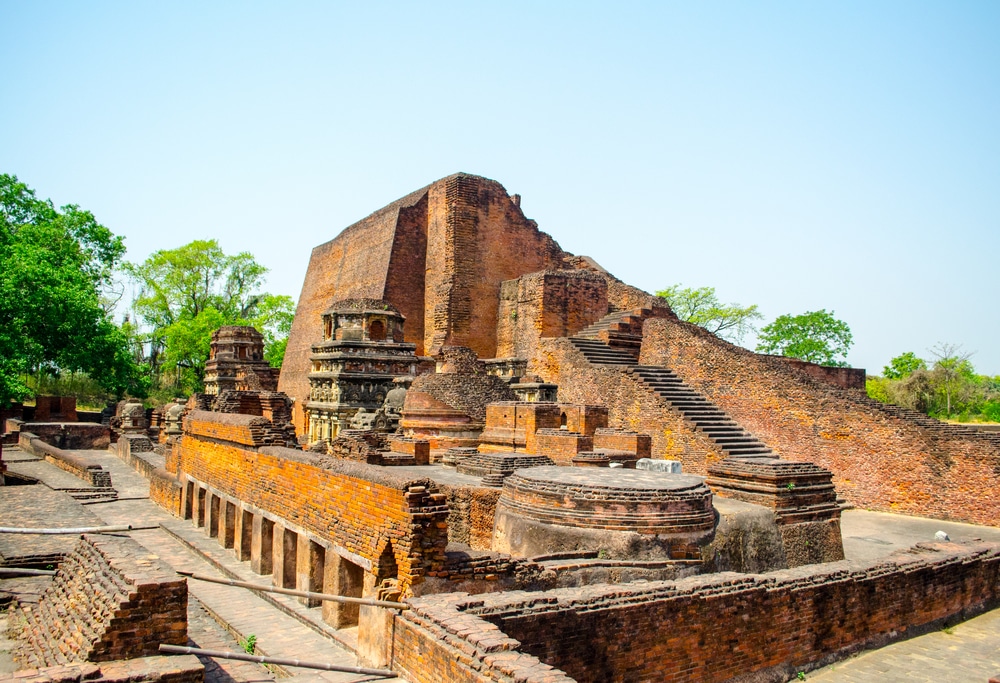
280,174,572,431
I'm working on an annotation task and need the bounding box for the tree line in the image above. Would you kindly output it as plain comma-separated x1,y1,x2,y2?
0,174,293,409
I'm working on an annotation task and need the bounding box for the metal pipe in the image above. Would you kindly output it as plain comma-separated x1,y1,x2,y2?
176,571,408,610
0,567,57,576
0,524,134,535
158,644,396,678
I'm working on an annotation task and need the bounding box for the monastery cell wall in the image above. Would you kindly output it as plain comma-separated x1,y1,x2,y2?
639,318,1000,526
173,411,449,593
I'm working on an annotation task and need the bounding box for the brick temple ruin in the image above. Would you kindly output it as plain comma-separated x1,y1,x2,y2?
4,172,1000,683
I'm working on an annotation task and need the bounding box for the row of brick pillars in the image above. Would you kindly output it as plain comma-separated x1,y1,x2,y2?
183,480,366,629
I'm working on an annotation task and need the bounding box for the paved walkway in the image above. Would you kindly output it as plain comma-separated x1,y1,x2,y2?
1,447,401,683
806,607,1000,682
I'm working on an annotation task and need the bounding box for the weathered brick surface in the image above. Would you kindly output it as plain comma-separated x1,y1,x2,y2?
172,423,449,593
640,317,1000,525
396,540,1000,683
11,536,188,667
17,423,110,450
434,483,503,550
408,372,515,424
496,270,608,361
280,173,571,433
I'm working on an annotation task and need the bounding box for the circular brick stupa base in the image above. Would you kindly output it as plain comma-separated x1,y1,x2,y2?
493,466,717,560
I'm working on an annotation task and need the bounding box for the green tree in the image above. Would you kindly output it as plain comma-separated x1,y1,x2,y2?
883,352,927,380
0,174,145,409
247,294,295,367
928,343,975,418
655,284,762,343
755,309,853,367
127,240,294,391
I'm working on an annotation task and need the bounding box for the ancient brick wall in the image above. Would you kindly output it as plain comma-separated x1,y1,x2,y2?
496,270,608,360
395,540,1000,683
172,419,449,593
383,191,430,353
32,396,78,422
422,175,568,358
778,356,867,390
434,483,502,551
12,535,187,668
639,318,1000,525
533,338,726,470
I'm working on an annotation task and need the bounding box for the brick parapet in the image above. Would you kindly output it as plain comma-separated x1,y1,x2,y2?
639,317,1000,525
396,540,1000,683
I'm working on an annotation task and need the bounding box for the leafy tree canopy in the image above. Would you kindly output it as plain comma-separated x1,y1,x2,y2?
127,240,294,391
0,174,145,405
655,284,762,343
755,309,853,367
883,352,927,380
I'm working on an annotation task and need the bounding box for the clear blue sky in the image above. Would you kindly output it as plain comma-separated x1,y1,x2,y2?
3,2,998,374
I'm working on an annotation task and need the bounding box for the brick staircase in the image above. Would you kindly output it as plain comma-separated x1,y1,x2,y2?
627,366,774,458
568,337,639,366
573,308,662,360
568,335,775,459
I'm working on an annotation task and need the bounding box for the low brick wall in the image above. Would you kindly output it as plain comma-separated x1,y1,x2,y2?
12,535,188,668
393,540,1000,683
18,432,112,488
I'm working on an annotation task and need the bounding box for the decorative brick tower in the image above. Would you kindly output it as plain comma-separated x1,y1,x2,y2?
203,326,278,395
305,299,419,444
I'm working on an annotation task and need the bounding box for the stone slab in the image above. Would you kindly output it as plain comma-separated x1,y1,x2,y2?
636,457,682,473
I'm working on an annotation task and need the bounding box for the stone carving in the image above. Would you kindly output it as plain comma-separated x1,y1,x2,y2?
305,299,419,444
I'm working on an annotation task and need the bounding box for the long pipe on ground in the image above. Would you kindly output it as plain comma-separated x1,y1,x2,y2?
158,644,396,678
176,571,408,610
0,524,136,535
0,567,57,576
